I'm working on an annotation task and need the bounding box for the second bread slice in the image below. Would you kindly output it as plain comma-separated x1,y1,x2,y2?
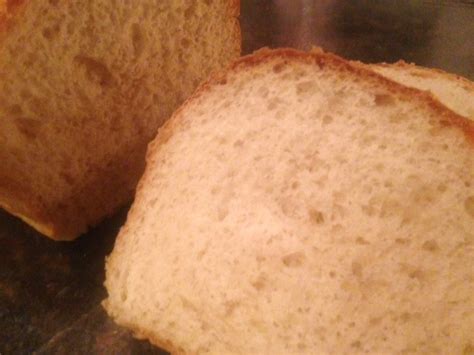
370,61,474,120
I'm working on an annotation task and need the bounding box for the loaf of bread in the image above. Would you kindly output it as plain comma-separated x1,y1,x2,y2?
370,61,474,120
104,48,474,354
0,0,240,239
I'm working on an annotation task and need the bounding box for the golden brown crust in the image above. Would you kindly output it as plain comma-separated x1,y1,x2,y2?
119,47,474,354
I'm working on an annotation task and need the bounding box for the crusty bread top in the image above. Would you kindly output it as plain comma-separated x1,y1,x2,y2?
370,60,474,120
104,48,474,354
0,0,240,239
180,48,474,142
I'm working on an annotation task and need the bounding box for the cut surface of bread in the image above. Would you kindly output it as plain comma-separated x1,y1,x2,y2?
0,0,240,240
104,49,474,354
370,61,474,120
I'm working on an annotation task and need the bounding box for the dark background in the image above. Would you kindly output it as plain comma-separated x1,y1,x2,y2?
1,1,473,354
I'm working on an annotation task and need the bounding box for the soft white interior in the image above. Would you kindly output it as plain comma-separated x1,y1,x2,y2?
105,56,474,354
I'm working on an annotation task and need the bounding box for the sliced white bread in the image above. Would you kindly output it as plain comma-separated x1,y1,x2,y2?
104,48,474,354
0,0,240,240
370,61,474,120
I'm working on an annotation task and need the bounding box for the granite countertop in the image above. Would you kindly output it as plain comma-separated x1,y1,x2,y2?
1,1,473,354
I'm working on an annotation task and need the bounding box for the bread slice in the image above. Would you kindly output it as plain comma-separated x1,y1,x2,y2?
104,48,474,354
0,0,240,240
370,61,474,120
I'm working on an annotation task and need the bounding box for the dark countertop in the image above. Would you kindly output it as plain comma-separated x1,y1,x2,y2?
1,1,473,354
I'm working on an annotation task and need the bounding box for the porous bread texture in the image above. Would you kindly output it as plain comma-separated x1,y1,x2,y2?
0,0,240,240
370,61,474,120
104,49,474,354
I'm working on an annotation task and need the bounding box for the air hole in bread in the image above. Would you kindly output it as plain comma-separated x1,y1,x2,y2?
74,55,114,86
401,312,412,322
351,340,362,349
131,23,145,57
59,171,74,185
220,100,232,109
30,97,48,116
463,344,474,354
297,342,307,350
308,209,324,224
322,115,333,125
331,224,344,233
197,248,208,261
251,273,266,290
296,81,315,95
19,88,32,100
161,46,170,60
267,97,280,111
14,117,43,139
9,147,26,164
412,185,436,205
149,197,158,207
355,236,370,245
400,263,425,281
258,86,269,98
389,113,403,124
8,104,23,116
374,93,395,106
224,300,240,316
272,62,286,74
217,206,228,221
465,196,474,218
120,290,127,302
421,240,439,252
282,251,305,267
180,37,191,49
367,317,382,327
361,202,375,217
184,2,196,19
42,23,60,40
360,134,377,147
395,238,410,245
293,68,308,79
